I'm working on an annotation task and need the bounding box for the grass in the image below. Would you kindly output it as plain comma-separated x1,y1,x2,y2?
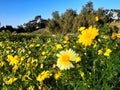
32,28,52,35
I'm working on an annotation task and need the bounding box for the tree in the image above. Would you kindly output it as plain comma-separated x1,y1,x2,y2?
24,20,36,32
6,25,14,32
96,8,106,18
23,15,47,32
48,11,61,33
47,11,61,33
81,1,94,14
78,1,96,27
17,25,25,33
60,9,77,34
47,19,60,33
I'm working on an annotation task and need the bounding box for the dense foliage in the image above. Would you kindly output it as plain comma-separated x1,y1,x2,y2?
0,21,120,89
47,1,120,34
0,1,120,90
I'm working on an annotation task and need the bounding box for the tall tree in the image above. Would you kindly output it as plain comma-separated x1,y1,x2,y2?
61,9,77,34
79,1,95,27
52,11,60,20
81,1,94,14
47,11,61,33
23,15,47,32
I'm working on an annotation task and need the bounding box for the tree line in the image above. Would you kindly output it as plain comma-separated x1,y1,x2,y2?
48,1,120,34
0,1,120,33
0,15,48,33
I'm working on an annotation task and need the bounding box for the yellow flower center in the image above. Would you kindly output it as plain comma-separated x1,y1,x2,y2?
60,53,72,65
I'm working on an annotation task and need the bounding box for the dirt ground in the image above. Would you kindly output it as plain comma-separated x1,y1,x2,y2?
110,22,120,33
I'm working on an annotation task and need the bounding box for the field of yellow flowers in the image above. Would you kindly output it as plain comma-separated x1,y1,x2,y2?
0,25,120,90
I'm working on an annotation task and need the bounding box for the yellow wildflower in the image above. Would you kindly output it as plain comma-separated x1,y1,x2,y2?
36,44,40,47
42,44,46,47
78,26,99,46
93,43,97,48
78,27,86,31
103,35,109,39
27,86,34,90
65,36,70,41
12,65,19,73
104,48,112,56
80,71,85,80
29,43,34,48
42,55,47,59
75,54,81,63
5,77,17,85
31,58,38,67
0,61,5,68
7,46,11,49
28,51,31,54
22,75,32,81
117,33,120,38
42,51,46,55
37,71,52,83
95,16,99,21
73,45,76,48
54,72,62,80
98,49,103,55
21,56,25,61
0,42,3,46
55,44,63,50
40,64,44,69
7,55,19,66
63,41,67,44
47,38,51,43
22,71,32,81
57,49,76,70
111,32,117,40
116,44,118,47
18,48,25,53
98,39,101,42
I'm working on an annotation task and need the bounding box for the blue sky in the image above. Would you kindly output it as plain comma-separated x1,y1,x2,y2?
0,0,120,27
